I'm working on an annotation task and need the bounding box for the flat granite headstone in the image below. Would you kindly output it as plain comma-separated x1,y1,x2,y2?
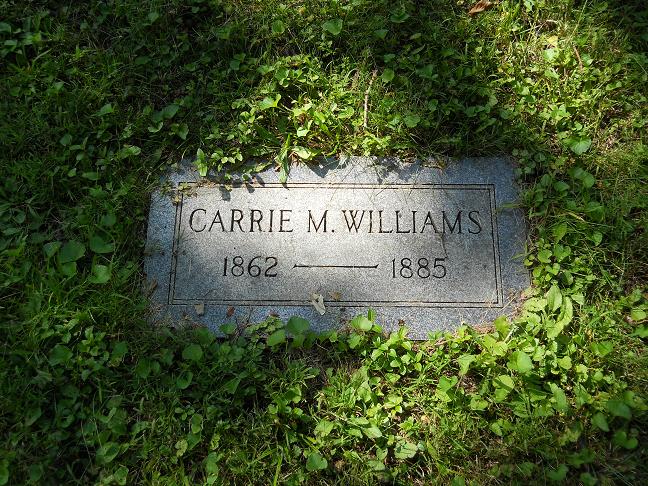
145,157,529,339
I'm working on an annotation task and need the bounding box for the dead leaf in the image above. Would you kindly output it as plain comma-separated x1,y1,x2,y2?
194,303,205,316
468,0,493,16
310,293,326,315
329,291,342,301
227,306,235,317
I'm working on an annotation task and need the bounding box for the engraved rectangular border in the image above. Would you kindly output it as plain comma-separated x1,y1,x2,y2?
168,183,503,308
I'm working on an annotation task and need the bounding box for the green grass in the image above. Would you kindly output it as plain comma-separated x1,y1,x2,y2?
1,0,647,484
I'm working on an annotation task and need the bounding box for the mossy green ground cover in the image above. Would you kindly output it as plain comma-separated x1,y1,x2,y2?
1,0,647,484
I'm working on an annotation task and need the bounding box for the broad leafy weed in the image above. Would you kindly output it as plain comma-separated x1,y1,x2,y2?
0,0,647,484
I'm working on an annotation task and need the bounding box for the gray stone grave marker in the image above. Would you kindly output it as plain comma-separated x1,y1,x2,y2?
145,157,529,339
